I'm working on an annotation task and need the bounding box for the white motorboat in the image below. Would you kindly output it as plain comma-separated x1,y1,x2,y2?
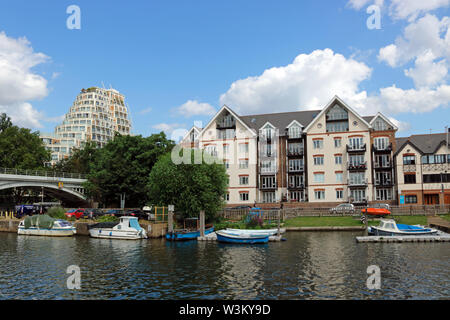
225,228,285,236
368,219,438,236
88,216,147,240
18,215,76,237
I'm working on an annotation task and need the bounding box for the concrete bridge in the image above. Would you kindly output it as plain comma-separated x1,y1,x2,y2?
0,168,88,206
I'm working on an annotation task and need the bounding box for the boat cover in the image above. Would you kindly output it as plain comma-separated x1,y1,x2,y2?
129,219,143,231
24,215,55,229
396,224,426,231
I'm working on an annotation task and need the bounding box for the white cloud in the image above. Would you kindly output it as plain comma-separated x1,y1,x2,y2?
219,49,372,115
404,50,448,88
388,116,411,132
0,31,49,128
347,0,384,10
388,0,450,22
138,107,152,115
152,123,185,134
174,100,216,117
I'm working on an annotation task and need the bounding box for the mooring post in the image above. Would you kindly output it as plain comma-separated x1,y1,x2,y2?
200,210,205,237
168,205,174,233
364,207,368,236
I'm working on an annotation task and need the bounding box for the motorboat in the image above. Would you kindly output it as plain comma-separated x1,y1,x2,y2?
367,219,438,236
216,229,269,244
166,225,214,241
18,215,76,237
88,216,147,240
225,228,285,235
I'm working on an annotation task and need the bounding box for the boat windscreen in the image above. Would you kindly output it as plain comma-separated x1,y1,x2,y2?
129,219,143,231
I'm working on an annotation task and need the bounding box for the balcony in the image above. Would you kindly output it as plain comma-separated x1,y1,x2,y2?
351,197,368,204
288,166,304,173
403,164,416,172
260,150,277,158
348,162,367,171
374,161,393,169
216,120,236,130
287,149,304,157
346,143,366,153
348,178,368,187
372,143,392,153
288,183,305,190
375,179,393,186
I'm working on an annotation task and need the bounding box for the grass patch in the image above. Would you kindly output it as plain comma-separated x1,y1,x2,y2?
283,215,429,227
214,220,278,231
393,215,427,225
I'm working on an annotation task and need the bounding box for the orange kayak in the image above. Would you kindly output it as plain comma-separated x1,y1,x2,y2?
361,208,391,216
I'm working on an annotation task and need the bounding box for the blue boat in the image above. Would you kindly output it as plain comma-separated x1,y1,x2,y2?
368,219,438,236
166,225,215,241
216,230,269,244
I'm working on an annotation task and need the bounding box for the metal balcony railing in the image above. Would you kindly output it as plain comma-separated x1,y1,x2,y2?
346,143,366,152
374,161,392,169
372,143,392,152
287,149,304,157
348,178,368,186
348,162,367,170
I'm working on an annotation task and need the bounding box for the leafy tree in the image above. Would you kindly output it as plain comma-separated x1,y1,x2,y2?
0,113,50,169
53,140,99,173
147,149,228,221
85,132,174,207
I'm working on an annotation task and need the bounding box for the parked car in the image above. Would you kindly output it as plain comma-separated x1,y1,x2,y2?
65,208,86,219
124,209,148,219
105,209,124,217
231,206,252,210
329,203,355,214
81,208,104,219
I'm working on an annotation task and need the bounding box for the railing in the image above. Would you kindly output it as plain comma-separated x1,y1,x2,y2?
348,162,367,170
348,178,368,186
403,164,416,172
287,150,304,157
372,143,392,152
374,162,392,169
288,183,305,189
288,166,304,173
346,143,366,152
0,167,87,179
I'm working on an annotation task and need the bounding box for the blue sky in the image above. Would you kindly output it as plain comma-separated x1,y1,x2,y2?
0,0,449,138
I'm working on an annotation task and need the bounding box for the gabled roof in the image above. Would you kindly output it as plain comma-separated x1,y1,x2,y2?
369,112,398,131
181,125,202,142
240,110,320,136
303,96,372,132
199,105,257,138
394,133,449,156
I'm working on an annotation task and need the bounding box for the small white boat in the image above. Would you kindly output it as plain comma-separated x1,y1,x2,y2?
88,216,147,240
18,215,76,237
368,219,438,236
225,228,285,236
216,230,269,244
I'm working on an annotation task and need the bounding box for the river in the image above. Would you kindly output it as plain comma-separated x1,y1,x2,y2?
0,231,448,300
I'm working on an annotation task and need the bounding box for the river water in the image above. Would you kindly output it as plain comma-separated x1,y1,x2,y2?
0,231,448,300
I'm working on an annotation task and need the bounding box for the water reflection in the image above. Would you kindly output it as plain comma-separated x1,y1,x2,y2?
0,232,449,299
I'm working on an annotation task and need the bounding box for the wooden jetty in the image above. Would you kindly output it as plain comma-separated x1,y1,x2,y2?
356,230,450,243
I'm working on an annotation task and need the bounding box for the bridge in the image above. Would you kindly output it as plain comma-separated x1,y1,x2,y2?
0,167,89,206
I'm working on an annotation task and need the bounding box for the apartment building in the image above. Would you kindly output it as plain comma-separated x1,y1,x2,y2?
395,132,450,205
41,87,132,165
182,96,396,206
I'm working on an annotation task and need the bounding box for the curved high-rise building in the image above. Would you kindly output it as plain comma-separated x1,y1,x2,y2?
41,86,132,165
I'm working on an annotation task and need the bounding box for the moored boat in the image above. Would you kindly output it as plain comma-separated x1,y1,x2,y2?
166,225,214,241
18,215,76,237
88,216,147,240
216,229,269,244
368,219,438,236
225,228,285,236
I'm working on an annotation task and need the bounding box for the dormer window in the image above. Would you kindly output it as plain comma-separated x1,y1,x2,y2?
288,123,302,139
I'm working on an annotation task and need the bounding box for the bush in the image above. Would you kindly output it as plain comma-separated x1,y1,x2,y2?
46,207,66,220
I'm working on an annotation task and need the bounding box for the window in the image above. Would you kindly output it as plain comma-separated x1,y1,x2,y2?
349,137,364,149
261,176,276,189
335,155,342,165
240,192,249,201
314,156,324,165
403,155,416,165
262,192,276,203
314,190,325,200
288,125,301,139
261,160,276,173
405,195,417,204
334,138,341,148
376,188,393,201
313,140,323,149
327,104,348,120
223,144,229,155
239,176,249,185
373,118,389,131
204,145,217,157
336,190,343,199
239,159,249,169
349,172,365,185
314,173,325,183
289,175,304,188
290,191,304,201
288,143,303,155
349,155,364,166
326,122,349,132
224,160,230,169
225,193,230,201
404,174,416,184
289,159,303,171
239,143,249,154
374,137,389,150
336,172,343,183
350,189,366,202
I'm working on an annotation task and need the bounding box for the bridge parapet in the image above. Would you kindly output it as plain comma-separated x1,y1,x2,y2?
0,167,87,180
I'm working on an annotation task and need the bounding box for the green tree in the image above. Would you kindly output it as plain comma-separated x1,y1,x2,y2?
85,132,174,207
53,140,99,174
147,149,228,221
0,113,50,169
